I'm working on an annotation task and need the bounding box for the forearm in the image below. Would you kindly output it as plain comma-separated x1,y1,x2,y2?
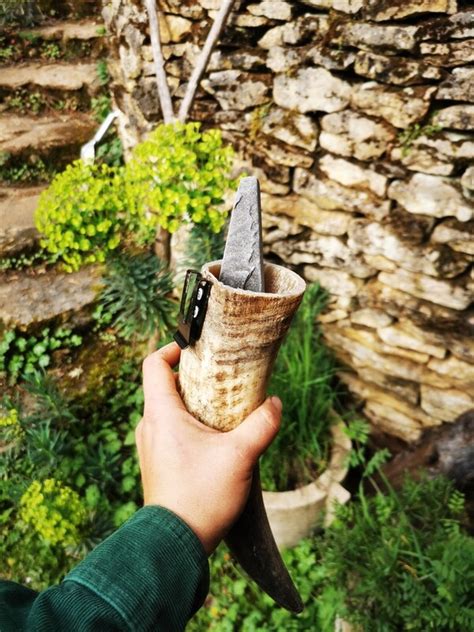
0,506,209,632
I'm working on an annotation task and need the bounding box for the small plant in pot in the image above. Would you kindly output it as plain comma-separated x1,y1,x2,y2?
260,283,352,549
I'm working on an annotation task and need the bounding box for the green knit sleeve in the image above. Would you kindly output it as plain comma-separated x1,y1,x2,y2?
0,506,210,631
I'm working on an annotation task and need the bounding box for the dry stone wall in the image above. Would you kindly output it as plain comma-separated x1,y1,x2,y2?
103,0,474,443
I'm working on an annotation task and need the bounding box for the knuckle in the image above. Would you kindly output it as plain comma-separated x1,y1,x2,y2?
261,406,278,432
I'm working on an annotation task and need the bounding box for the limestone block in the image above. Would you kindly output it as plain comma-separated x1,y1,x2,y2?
433,105,474,130
379,269,474,311
351,83,436,129
421,384,473,421
428,355,474,388
340,326,432,364
0,186,45,256
0,62,100,93
261,194,351,235
462,166,474,195
351,308,394,329
159,14,192,43
365,0,457,21
421,39,474,67
335,22,418,53
304,267,364,297
275,234,376,278
230,13,269,27
258,14,326,49
418,10,474,40
319,155,388,197
432,219,474,256
355,367,419,405
247,1,293,20
0,114,95,157
388,174,474,222
320,110,396,161
364,402,423,442
358,280,465,330
323,326,447,387
319,309,349,324
202,48,268,73
363,255,398,272
307,45,356,72
0,267,101,329
378,322,446,359
273,68,351,114
348,218,470,278
119,44,142,79
436,67,474,102
266,46,300,73
257,136,313,169
294,168,391,219
29,19,105,41
161,0,205,19
202,71,270,110
354,50,442,85
299,0,363,12
261,107,318,151
340,373,433,426
231,157,290,196
391,132,474,176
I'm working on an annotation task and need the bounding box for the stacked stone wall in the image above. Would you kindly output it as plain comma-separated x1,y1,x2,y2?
103,0,474,442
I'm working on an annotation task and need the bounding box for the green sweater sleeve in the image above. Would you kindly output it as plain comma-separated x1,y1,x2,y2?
0,506,210,632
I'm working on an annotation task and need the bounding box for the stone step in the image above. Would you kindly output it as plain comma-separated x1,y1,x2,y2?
0,112,96,158
0,265,102,329
0,186,46,256
24,18,104,42
0,61,100,93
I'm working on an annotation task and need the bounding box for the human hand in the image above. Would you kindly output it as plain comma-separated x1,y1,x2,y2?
135,342,282,555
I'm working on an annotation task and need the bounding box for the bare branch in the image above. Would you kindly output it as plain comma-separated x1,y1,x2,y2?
144,0,175,124
178,0,237,123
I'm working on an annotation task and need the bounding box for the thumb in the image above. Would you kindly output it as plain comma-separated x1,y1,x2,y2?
231,396,282,463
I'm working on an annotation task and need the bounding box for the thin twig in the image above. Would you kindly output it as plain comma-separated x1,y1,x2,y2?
178,0,237,123
144,0,175,124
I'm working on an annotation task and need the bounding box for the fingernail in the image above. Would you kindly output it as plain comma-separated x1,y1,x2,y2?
269,395,282,414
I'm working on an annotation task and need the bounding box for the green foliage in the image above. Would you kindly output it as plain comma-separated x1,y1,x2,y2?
315,476,474,631
261,284,337,491
35,122,234,271
0,155,51,183
35,160,126,271
188,539,322,631
96,59,110,86
91,94,112,122
1,363,144,589
96,136,123,167
124,122,235,239
0,249,49,271
190,476,473,632
40,41,61,59
0,326,82,385
96,251,176,341
398,122,443,157
20,478,86,546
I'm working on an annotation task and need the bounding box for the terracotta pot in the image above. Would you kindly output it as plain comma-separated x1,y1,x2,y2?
263,419,352,550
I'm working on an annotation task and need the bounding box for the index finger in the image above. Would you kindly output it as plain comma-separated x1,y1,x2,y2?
142,342,186,413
